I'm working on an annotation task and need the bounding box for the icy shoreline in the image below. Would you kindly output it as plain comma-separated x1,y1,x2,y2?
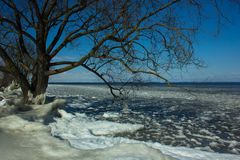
49,109,240,160
0,84,240,160
0,86,173,160
0,110,173,160
47,84,240,154
1,107,239,160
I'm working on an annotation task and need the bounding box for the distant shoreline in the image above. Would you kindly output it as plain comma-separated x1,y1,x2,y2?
49,82,240,86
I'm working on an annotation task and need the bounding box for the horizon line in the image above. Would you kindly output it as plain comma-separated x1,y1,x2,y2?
49,81,240,84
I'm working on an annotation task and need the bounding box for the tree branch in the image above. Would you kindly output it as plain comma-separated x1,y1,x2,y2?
49,23,112,59
47,32,116,75
82,64,119,97
47,4,86,54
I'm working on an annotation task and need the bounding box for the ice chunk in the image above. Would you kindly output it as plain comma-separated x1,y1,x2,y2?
50,110,144,149
55,110,143,137
103,112,120,118
58,109,74,119
0,98,6,106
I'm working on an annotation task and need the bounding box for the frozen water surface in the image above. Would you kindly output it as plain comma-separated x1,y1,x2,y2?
47,83,240,158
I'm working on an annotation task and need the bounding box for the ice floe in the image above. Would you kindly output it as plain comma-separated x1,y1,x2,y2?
50,109,144,149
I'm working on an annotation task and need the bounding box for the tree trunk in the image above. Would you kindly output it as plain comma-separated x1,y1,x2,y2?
29,25,50,104
18,71,49,105
29,60,49,104
29,75,49,104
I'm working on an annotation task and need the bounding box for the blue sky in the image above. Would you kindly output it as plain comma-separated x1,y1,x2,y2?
49,3,240,83
168,17,240,82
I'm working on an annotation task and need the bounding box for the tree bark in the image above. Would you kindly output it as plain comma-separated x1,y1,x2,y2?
17,65,49,105
29,55,49,104
31,67,48,96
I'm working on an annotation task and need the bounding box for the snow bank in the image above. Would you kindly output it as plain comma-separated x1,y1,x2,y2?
0,115,83,160
50,110,240,160
0,114,172,160
16,99,66,123
0,114,46,132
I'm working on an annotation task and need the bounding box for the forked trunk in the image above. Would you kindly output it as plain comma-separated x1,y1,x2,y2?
20,62,49,104
20,76,48,105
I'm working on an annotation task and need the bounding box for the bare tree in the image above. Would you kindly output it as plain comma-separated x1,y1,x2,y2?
0,0,237,104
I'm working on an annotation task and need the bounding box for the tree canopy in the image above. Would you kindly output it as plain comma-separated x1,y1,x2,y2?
0,0,238,103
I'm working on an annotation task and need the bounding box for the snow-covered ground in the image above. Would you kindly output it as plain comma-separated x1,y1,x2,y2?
0,114,174,160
